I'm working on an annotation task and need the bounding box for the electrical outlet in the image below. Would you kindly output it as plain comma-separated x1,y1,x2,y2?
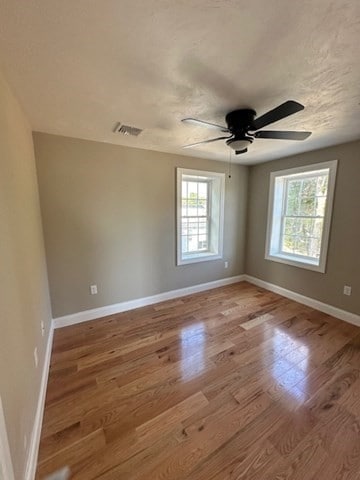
90,284,98,295
33,347,38,368
41,320,45,337
343,285,352,296
224,261,229,268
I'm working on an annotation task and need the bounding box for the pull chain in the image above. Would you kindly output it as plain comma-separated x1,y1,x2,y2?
228,149,232,179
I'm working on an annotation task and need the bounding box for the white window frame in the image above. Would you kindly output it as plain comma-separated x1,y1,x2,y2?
265,160,337,273
176,168,225,265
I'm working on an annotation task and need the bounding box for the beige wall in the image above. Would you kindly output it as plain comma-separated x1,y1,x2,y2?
0,72,52,477
246,140,360,315
33,133,248,318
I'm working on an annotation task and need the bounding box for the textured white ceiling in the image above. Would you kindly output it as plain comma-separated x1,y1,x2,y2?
0,0,359,164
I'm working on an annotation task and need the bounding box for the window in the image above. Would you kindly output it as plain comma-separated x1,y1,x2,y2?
265,161,337,272
177,168,225,265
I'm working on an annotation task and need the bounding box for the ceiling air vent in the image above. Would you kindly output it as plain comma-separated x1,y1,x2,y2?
113,122,143,137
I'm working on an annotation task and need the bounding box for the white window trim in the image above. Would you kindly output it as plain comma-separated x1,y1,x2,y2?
265,160,338,273
176,168,225,266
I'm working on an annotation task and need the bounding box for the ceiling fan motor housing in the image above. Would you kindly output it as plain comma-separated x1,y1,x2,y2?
225,109,256,134
225,109,256,152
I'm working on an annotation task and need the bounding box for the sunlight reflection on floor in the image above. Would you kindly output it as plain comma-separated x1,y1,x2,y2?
271,327,309,402
180,322,206,381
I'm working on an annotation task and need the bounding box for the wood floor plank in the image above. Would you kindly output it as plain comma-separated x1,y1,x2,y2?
218,440,282,480
135,390,209,441
36,429,106,479
36,282,360,479
182,401,291,480
268,405,318,457
130,392,273,480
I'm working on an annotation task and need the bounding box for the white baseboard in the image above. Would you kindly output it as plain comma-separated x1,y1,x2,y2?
244,275,360,327
24,322,54,480
53,273,360,329
53,275,246,329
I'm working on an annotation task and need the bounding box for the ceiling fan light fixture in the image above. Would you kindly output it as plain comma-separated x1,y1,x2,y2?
226,136,253,151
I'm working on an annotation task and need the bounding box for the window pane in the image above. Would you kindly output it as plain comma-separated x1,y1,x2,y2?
316,196,327,216
282,235,296,253
187,204,197,217
295,237,310,256
284,217,297,235
187,181,198,197
282,217,322,257
301,177,317,197
198,182,208,198
198,198,207,216
284,217,315,237
299,218,315,237
316,175,328,196
185,181,197,217
188,236,198,252
188,220,198,235
198,235,207,250
299,197,316,216
286,180,301,215
199,221,207,235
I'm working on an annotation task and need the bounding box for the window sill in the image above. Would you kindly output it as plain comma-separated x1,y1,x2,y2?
178,252,222,265
265,252,325,273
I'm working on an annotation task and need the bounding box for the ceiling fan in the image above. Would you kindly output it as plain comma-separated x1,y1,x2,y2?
182,100,312,155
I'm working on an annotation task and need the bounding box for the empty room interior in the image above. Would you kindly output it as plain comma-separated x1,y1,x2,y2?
1,1,360,479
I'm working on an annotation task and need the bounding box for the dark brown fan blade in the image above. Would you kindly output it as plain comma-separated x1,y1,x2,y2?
182,118,228,132
235,148,248,155
255,130,312,140
182,136,231,149
251,100,305,131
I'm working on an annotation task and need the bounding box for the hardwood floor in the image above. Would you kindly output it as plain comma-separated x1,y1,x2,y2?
36,282,360,479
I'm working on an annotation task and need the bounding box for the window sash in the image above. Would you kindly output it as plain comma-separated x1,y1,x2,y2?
181,179,211,255
279,175,327,260
181,217,210,254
